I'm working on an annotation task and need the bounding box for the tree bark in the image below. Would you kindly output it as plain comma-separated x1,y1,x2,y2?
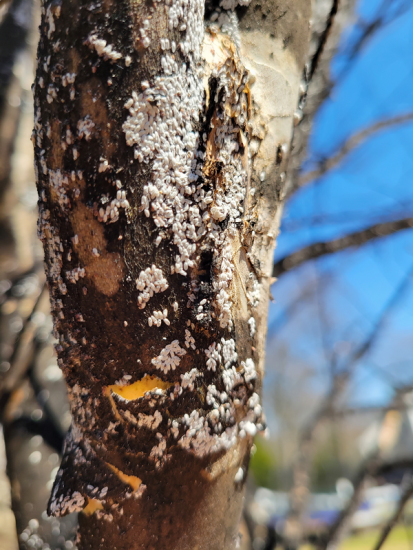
33,0,310,548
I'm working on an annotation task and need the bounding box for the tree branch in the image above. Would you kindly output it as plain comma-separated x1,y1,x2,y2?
307,0,340,84
372,475,413,550
0,277,47,420
273,217,413,277
296,113,413,191
332,403,409,417
320,385,413,550
338,0,412,76
283,267,413,549
287,1,413,199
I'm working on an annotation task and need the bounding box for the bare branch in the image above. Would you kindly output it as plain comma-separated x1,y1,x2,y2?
372,475,413,550
304,0,341,91
273,217,413,277
320,384,413,549
287,2,413,198
0,276,47,419
283,267,413,549
295,113,413,191
321,458,413,550
332,403,409,417
322,455,381,550
338,0,412,76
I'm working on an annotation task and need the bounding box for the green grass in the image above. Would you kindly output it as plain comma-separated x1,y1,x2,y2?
340,525,413,550
299,525,413,550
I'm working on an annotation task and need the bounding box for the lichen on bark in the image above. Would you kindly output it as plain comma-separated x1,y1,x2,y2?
33,0,311,548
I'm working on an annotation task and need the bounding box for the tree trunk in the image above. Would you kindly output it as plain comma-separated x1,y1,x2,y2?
33,0,310,548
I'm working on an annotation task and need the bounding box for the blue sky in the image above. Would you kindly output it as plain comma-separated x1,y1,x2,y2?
264,0,413,424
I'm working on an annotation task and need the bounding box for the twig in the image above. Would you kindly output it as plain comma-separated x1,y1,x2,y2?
372,475,413,550
308,0,340,84
336,0,411,80
322,454,382,550
332,403,409,417
273,217,413,277
267,271,334,337
295,113,413,190
0,281,48,420
320,385,413,549
284,266,413,549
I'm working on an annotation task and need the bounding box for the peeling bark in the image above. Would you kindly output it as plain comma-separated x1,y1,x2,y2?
33,0,311,548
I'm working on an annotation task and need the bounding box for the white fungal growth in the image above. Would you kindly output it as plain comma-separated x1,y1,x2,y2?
148,309,170,327
137,410,163,430
48,492,85,516
179,411,238,457
242,358,257,383
97,190,130,224
98,158,110,172
247,276,261,308
77,116,95,141
88,34,122,62
66,267,86,284
61,72,76,87
49,170,69,210
139,20,151,49
46,84,57,104
220,0,251,9
204,338,237,373
136,265,169,309
180,368,201,391
205,342,221,371
185,329,196,350
234,467,244,483
248,317,256,337
151,340,186,373
121,0,250,331
122,0,204,277
221,338,237,368
46,5,55,39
